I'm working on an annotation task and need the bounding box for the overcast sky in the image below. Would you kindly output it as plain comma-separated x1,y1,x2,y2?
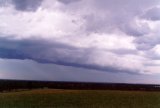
0,0,160,84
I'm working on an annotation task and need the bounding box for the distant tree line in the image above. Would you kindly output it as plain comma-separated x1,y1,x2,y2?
0,79,160,92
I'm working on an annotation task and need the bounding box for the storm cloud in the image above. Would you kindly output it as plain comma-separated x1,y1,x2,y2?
0,0,160,74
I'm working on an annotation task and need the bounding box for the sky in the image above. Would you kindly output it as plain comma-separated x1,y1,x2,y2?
0,0,160,84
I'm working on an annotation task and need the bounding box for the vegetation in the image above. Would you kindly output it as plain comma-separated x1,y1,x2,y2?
0,89,160,108
0,79,160,91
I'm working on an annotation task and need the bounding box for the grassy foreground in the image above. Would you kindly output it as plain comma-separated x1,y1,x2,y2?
0,89,160,108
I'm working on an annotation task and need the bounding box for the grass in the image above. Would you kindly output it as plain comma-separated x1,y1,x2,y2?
0,89,160,108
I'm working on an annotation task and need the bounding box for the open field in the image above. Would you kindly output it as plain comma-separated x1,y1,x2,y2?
0,89,160,108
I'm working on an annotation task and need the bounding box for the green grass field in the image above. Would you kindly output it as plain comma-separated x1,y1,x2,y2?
0,89,160,108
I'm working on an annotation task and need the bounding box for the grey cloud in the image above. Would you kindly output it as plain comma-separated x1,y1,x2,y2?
142,7,160,21
135,43,153,51
134,33,160,51
11,0,42,11
58,0,81,4
145,51,160,60
81,0,158,36
109,49,138,55
119,21,150,37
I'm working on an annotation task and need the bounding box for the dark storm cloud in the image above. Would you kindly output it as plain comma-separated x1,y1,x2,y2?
0,37,138,74
11,0,42,11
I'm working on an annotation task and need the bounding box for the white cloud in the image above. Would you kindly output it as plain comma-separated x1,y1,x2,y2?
0,5,85,40
57,32,136,50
